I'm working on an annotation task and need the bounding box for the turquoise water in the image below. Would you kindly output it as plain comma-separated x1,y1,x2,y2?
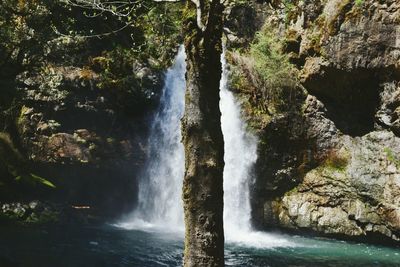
0,224,399,267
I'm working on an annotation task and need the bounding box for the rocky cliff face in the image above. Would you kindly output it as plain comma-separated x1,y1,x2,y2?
227,0,400,242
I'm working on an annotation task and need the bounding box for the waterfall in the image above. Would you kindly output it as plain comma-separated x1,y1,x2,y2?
117,46,186,231
219,51,294,248
219,52,258,239
117,47,294,247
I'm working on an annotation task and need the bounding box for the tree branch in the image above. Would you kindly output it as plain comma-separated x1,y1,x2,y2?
65,0,205,31
190,0,206,31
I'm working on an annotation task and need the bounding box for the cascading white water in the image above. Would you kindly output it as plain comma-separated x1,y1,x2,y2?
117,46,186,231
219,51,294,248
219,52,257,238
118,47,294,247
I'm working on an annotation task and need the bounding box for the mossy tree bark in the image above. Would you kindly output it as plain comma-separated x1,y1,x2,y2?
181,0,225,266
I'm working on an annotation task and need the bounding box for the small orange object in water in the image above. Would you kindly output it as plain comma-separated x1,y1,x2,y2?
71,205,91,209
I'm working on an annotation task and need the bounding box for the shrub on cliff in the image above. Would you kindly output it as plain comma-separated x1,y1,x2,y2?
249,24,299,108
228,23,300,130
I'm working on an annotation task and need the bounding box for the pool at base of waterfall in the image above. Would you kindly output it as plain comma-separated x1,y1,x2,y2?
0,224,399,267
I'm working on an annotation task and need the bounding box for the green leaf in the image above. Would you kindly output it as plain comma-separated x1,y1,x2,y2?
30,173,56,188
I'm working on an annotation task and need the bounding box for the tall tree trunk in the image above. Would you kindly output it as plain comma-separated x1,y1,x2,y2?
181,0,225,266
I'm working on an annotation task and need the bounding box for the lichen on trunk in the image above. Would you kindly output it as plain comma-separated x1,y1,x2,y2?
181,0,225,266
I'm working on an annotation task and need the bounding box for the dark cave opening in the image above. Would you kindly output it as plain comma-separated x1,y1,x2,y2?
304,68,381,136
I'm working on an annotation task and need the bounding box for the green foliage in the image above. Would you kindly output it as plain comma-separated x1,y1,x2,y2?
283,0,299,24
250,26,298,89
0,0,57,75
249,24,299,110
0,132,56,197
58,0,183,66
227,51,271,131
0,132,24,168
0,0,183,117
355,0,364,6
0,0,52,113
0,202,59,224
59,1,184,116
15,174,56,189
90,46,160,116
141,2,183,66
384,148,400,169
323,150,349,171
226,23,300,131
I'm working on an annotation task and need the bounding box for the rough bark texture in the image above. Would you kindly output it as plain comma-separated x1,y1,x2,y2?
182,1,225,266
